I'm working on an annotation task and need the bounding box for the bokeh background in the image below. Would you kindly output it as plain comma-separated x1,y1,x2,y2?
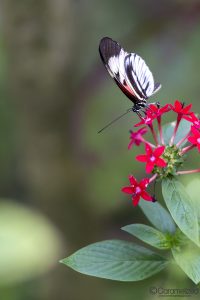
0,0,200,299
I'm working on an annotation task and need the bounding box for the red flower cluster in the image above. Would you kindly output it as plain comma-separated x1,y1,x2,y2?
122,100,200,206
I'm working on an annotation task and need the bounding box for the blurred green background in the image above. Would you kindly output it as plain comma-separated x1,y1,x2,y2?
0,0,200,299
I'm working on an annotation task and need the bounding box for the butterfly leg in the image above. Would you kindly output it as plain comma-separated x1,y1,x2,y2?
148,101,162,108
136,111,144,118
156,101,160,107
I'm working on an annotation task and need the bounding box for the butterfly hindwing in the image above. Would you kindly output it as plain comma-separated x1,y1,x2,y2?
125,54,151,98
125,53,161,99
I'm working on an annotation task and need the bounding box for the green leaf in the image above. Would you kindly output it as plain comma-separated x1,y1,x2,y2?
172,235,200,284
60,240,169,281
183,177,200,239
162,178,199,246
161,119,191,146
139,201,176,234
122,224,172,249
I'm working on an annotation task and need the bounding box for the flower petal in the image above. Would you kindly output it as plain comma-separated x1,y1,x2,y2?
156,157,167,168
154,145,165,157
174,100,182,112
183,115,192,122
132,194,140,206
139,178,149,189
136,155,147,162
138,127,148,135
191,125,200,136
146,162,154,173
135,139,142,146
161,104,171,114
134,120,144,127
188,136,197,145
121,187,134,194
128,140,134,150
182,103,192,114
134,115,154,127
197,144,200,152
129,175,137,186
145,143,152,156
141,191,153,201
148,104,157,113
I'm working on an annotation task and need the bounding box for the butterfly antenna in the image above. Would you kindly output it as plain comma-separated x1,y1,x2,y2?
98,108,132,134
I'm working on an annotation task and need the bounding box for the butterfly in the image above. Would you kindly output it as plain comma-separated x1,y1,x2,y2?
99,37,161,116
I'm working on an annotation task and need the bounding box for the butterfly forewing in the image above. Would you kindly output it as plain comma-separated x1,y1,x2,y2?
99,37,161,108
99,37,138,102
99,37,121,65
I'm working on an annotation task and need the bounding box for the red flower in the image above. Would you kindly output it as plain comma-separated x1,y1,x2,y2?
134,103,171,128
171,100,193,116
147,103,171,118
134,114,155,127
184,113,200,129
188,125,200,152
128,127,148,149
121,175,153,206
136,144,167,173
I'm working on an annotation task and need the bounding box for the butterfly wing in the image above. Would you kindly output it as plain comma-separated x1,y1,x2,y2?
125,54,161,100
99,37,139,103
99,37,161,103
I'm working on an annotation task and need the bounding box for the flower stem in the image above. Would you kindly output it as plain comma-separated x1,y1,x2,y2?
140,137,155,148
181,144,195,155
149,124,158,145
157,116,164,144
149,174,157,183
177,168,200,175
176,131,191,148
170,115,182,146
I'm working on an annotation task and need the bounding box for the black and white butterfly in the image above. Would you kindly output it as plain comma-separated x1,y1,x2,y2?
99,37,161,116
